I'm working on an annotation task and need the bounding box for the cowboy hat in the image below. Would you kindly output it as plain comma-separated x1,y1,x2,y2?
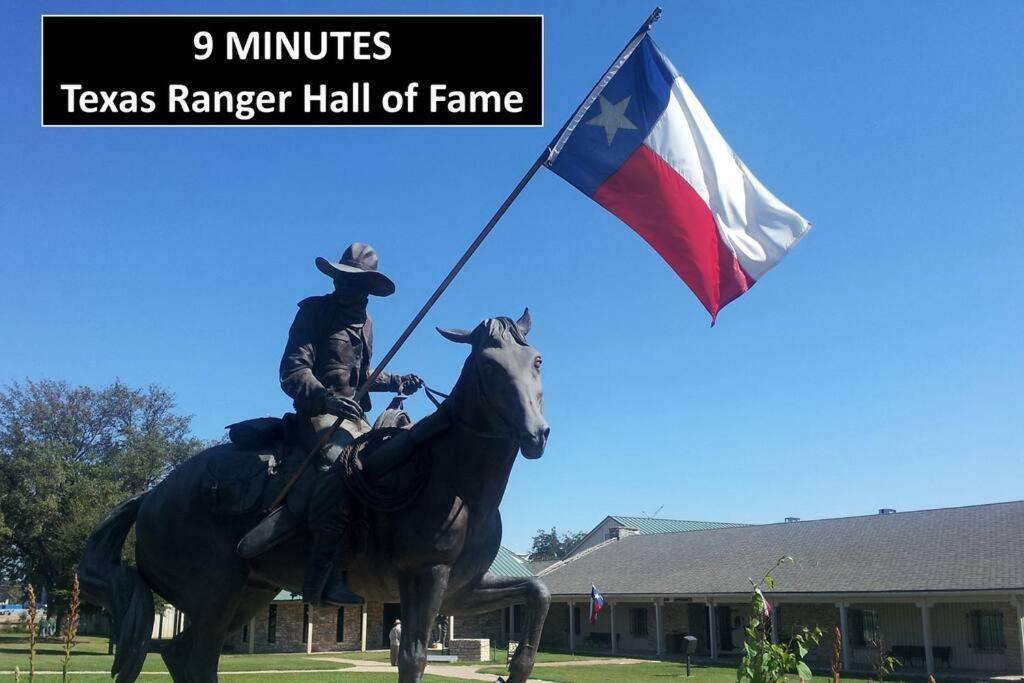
315,242,395,296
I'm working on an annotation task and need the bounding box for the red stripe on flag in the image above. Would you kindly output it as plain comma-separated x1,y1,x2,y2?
592,145,753,321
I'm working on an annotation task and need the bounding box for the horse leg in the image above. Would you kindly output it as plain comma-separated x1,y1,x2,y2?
160,627,194,683
444,574,550,683
224,583,279,637
181,620,231,683
161,583,268,683
397,565,451,683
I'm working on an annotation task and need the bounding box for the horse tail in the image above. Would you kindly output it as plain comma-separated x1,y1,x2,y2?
80,493,154,683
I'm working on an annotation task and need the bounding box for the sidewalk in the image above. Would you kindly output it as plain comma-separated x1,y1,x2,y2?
312,654,649,682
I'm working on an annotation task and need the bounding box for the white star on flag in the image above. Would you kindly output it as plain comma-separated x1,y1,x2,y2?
586,95,638,145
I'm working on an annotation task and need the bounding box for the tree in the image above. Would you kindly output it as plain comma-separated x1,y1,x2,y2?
528,527,587,561
0,379,202,620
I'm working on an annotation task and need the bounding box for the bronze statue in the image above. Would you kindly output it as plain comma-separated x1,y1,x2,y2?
275,242,431,606
80,309,551,683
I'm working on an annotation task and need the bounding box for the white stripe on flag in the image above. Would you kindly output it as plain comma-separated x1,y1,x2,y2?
642,76,811,281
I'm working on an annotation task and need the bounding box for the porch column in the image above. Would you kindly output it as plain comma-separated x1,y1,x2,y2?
707,600,718,660
837,602,851,671
918,602,934,676
770,605,780,645
510,604,518,638
448,615,455,641
305,608,314,654
610,601,617,655
568,601,575,652
360,605,367,652
247,617,256,654
654,599,664,657
1015,595,1024,678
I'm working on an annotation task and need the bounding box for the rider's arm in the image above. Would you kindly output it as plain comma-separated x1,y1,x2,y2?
368,369,399,392
361,315,399,392
280,302,328,414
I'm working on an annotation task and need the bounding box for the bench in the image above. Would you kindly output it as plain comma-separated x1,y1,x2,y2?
889,645,952,668
583,632,620,649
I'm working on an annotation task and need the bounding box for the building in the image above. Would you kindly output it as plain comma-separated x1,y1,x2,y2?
219,501,1024,679
567,515,744,556
223,545,531,654
527,502,1024,678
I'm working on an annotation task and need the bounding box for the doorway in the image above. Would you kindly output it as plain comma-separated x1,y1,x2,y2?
716,605,733,652
382,603,401,646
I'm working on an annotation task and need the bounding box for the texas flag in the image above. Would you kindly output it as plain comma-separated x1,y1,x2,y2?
589,584,605,624
546,34,810,322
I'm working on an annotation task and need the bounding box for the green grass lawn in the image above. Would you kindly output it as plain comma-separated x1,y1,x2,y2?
0,633,932,683
0,633,347,674
0,676,460,682
480,661,736,682
331,647,610,666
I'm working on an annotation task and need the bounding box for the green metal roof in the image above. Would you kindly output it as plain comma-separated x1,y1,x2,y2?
273,590,303,602
487,546,533,577
610,516,744,535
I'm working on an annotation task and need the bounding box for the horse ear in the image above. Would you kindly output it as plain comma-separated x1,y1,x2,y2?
515,308,532,337
436,327,473,344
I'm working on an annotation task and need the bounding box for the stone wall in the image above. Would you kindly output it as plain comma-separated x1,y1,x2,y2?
225,600,372,654
539,602,570,648
776,602,841,663
450,638,491,662
455,608,505,646
365,601,384,649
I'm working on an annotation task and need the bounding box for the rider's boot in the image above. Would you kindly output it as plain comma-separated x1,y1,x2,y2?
304,527,363,605
305,480,363,606
362,409,451,477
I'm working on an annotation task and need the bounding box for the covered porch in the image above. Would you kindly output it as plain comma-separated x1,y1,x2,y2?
537,592,1024,679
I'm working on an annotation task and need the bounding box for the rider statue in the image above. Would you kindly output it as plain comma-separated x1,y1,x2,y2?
280,242,446,606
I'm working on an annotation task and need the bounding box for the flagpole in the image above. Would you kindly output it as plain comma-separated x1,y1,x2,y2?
271,7,664,508
271,151,548,508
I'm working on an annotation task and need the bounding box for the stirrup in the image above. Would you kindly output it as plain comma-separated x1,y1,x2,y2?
315,571,364,606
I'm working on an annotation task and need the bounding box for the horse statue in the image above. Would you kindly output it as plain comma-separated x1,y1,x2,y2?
80,310,550,683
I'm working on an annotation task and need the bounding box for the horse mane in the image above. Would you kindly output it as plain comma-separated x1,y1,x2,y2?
481,316,528,347
448,317,528,401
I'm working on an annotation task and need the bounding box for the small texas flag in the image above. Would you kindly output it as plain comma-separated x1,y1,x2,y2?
547,33,810,323
589,584,605,624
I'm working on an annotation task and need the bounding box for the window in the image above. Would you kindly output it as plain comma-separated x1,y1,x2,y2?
970,610,1005,653
241,623,249,643
505,605,525,634
849,609,879,647
267,605,277,643
630,608,649,637
573,605,581,634
336,607,346,643
513,605,524,633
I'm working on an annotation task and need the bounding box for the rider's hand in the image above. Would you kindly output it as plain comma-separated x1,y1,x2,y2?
324,389,364,422
397,374,423,396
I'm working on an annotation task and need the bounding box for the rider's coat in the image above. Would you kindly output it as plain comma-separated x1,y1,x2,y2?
279,294,397,415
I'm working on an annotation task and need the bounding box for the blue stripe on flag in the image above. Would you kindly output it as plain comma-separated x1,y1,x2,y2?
548,36,678,197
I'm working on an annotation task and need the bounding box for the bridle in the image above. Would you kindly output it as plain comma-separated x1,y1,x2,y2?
422,355,518,442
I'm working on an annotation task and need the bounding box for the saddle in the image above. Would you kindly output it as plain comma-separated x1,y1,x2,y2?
216,398,426,560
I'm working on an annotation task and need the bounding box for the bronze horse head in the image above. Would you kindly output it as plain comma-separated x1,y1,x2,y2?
438,308,549,459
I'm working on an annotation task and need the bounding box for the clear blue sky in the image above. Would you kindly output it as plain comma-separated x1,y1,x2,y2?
2,1,1022,553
